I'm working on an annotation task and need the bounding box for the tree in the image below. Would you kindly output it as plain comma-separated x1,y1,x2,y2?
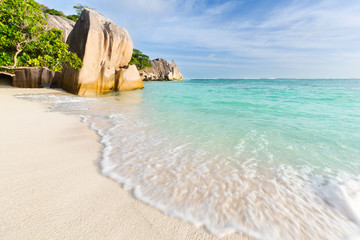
0,0,82,74
73,4,88,16
129,49,152,70
65,4,89,22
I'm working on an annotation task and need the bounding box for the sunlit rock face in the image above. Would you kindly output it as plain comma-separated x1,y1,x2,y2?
140,58,184,81
59,9,142,96
45,14,75,43
118,65,144,91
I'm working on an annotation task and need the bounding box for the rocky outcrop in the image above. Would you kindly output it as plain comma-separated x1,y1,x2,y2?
58,9,142,95
118,65,144,91
12,67,55,88
139,58,184,81
45,14,75,43
167,60,184,80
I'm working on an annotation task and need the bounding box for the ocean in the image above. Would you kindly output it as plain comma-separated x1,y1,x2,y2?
19,78,360,239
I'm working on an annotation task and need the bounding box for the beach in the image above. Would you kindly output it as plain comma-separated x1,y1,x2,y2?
2,0,360,238
0,83,250,240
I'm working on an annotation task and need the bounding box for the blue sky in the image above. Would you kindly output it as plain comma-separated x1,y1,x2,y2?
39,0,360,78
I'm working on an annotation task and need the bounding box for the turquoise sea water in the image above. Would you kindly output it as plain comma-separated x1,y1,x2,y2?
21,79,360,239
142,79,360,172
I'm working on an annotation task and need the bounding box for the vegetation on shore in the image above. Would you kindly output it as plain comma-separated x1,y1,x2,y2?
0,0,82,74
42,4,88,22
129,48,152,70
0,0,150,76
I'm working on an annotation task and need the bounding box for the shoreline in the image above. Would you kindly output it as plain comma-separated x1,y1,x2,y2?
0,85,250,240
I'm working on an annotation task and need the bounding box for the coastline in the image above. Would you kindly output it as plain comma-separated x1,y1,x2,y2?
0,85,250,240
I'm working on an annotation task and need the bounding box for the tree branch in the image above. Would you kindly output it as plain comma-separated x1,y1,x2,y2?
1,66,49,70
54,60,62,69
0,71,15,77
12,41,24,68
11,32,43,68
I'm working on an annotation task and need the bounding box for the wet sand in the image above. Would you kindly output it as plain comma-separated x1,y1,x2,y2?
0,85,250,240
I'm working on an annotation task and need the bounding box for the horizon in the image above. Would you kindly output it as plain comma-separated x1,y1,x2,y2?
39,0,360,79
182,77,360,80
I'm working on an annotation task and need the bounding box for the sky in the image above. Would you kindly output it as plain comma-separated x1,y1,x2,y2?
39,0,360,79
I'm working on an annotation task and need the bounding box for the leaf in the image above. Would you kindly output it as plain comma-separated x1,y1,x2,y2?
0,0,82,72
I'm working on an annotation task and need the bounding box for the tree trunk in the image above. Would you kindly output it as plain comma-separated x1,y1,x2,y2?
12,41,24,68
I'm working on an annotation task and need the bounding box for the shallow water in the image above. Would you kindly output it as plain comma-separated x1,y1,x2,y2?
19,79,360,239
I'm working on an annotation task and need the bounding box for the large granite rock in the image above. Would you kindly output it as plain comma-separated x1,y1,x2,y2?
45,14,75,43
139,58,184,81
58,9,140,95
12,67,55,88
167,60,184,80
118,65,144,91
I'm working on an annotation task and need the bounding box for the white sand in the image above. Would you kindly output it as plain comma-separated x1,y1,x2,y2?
0,85,250,240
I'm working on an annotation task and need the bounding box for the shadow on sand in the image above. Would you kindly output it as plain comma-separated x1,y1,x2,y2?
0,73,12,88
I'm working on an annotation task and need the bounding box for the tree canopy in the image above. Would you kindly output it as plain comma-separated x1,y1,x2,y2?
66,4,89,22
129,49,152,70
73,4,88,16
0,0,82,73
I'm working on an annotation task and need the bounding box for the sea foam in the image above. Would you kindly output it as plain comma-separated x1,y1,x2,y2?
17,78,360,239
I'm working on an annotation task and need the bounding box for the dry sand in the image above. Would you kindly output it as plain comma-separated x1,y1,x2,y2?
0,84,251,240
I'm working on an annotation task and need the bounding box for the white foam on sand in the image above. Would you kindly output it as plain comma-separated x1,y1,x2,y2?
20,93,360,240
317,174,360,227
88,111,360,240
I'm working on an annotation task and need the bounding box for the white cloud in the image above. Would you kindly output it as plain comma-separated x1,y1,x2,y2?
39,0,360,78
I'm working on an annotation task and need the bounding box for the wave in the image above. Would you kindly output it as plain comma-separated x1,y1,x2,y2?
17,92,360,239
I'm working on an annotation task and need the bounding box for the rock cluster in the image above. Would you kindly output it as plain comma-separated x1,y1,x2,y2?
10,8,183,95
13,9,143,95
139,58,184,81
40,9,144,95
56,9,143,95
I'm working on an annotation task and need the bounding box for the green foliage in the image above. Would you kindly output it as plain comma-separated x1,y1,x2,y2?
43,7,78,24
19,29,82,71
43,8,65,17
129,49,152,70
0,0,82,72
66,15,78,22
41,4,87,22
63,4,90,22
66,4,90,21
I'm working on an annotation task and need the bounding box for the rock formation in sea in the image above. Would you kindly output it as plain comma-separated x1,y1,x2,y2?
139,58,184,81
57,9,143,95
